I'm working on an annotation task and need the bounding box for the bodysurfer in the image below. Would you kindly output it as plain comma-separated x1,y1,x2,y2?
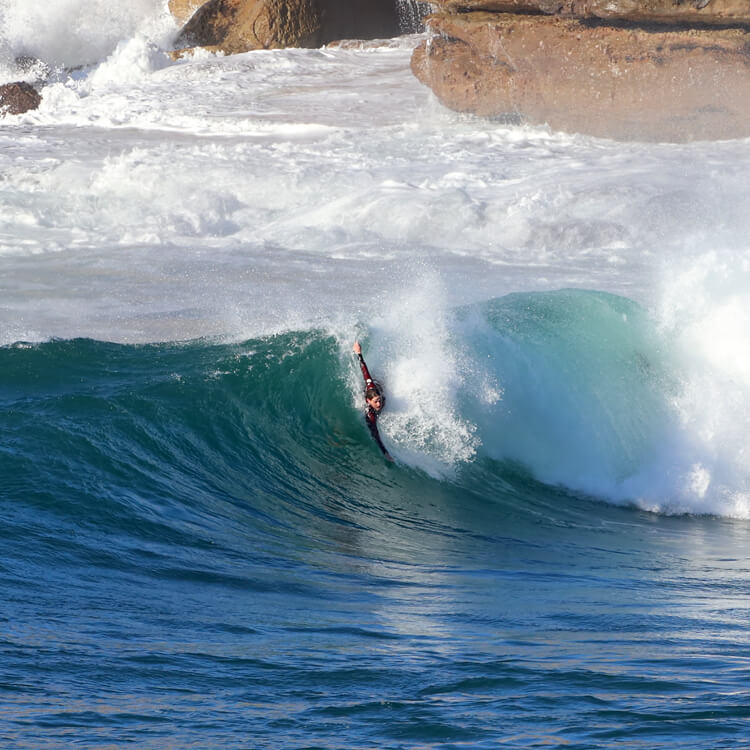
353,341,393,462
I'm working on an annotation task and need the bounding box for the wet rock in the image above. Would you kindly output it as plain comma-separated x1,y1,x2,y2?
169,0,210,25
412,12,750,141
172,0,402,55
0,81,42,116
174,0,322,54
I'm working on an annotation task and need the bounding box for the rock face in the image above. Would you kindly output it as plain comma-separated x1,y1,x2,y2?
412,1,750,141
175,0,322,54
169,0,209,25
433,0,750,26
172,0,402,54
0,82,42,116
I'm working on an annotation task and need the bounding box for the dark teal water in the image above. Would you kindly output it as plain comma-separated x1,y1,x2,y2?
3,294,750,748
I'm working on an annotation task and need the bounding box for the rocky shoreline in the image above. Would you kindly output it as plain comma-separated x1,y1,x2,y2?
2,0,411,116
411,0,750,141
5,0,750,142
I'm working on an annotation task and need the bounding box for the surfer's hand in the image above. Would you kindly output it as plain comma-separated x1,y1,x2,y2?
352,341,361,355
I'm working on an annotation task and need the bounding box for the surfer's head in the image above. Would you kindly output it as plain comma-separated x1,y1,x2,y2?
365,387,384,412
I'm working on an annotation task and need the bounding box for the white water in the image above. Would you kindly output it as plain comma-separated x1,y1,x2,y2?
3,0,750,516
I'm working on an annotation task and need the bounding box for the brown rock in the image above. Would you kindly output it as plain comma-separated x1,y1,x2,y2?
412,12,750,141
169,0,210,25
431,1,570,14
580,0,750,26
175,0,322,54
0,82,42,116
429,0,750,27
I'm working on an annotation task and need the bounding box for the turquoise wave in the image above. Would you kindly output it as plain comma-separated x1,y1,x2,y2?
2,289,740,529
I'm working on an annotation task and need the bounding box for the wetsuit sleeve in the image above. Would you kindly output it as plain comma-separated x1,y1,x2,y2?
357,352,374,387
366,410,390,457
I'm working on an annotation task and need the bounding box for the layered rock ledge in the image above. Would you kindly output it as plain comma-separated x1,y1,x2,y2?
431,0,750,27
412,1,750,141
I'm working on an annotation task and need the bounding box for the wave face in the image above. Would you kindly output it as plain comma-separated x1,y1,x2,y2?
1,333,353,540
467,291,674,498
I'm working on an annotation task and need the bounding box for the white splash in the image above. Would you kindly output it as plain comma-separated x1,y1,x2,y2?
361,271,481,476
0,0,174,75
645,252,750,518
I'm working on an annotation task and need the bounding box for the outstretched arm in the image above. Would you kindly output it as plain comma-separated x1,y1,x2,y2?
352,341,373,386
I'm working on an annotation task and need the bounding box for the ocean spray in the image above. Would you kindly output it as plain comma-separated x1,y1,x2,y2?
0,0,173,75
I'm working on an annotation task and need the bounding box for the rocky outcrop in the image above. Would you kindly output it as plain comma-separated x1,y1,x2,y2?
412,1,750,141
171,0,402,56
174,0,322,54
0,82,42,116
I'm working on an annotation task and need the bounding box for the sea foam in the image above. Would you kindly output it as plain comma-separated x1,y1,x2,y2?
646,252,750,517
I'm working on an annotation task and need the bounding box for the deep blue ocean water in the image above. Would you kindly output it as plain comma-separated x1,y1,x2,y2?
4,292,750,748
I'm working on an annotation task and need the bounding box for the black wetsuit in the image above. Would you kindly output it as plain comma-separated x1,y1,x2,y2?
356,352,390,458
